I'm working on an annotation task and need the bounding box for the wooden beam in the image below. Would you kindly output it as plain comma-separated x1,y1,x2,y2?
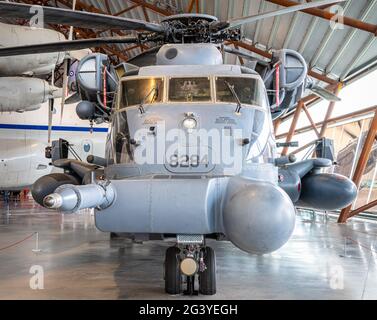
281,100,305,156
187,0,196,13
128,0,175,16
104,0,112,14
348,199,377,218
265,0,377,36
274,118,282,134
338,109,377,223
290,139,318,156
141,5,150,22
302,104,320,138
114,4,141,16
318,83,343,137
276,105,377,140
233,44,245,65
69,26,131,61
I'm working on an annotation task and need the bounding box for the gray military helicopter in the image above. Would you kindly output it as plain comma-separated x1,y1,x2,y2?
0,0,357,295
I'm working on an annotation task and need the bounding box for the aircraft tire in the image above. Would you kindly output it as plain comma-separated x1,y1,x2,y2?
164,246,182,295
199,247,216,295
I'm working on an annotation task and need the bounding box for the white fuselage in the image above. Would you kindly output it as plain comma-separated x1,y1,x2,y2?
0,99,108,190
0,77,60,112
0,22,65,76
0,22,67,113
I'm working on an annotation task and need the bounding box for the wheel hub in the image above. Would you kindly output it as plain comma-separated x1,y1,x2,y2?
180,257,198,276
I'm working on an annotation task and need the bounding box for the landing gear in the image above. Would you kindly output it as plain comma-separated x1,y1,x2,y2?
109,232,129,249
164,246,182,295
199,247,216,295
163,244,217,296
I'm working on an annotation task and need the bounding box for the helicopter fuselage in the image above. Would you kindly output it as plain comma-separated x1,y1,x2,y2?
38,44,356,256
88,62,296,255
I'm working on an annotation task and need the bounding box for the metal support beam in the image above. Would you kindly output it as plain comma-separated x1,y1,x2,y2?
283,11,299,49
268,16,281,49
338,109,377,223
299,17,319,54
325,0,377,74
310,0,352,68
254,1,267,44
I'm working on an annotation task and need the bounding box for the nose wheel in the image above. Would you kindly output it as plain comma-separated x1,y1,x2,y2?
199,247,216,295
164,245,216,296
164,246,182,295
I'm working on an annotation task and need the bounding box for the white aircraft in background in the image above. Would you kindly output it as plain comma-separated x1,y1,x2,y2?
0,22,106,192
0,22,65,112
0,22,92,111
0,100,107,191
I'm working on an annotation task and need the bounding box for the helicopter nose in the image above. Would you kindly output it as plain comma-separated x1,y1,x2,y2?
223,179,296,255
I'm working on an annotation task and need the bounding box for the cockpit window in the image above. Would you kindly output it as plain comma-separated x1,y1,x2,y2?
216,77,265,107
121,78,163,108
169,77,211,102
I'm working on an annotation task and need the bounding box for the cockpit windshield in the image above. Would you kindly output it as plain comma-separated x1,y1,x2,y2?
216,77,265,107
121,78,164,108
169,77,211,102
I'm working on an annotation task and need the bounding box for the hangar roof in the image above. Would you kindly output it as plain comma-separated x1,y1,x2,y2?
13,0,377,86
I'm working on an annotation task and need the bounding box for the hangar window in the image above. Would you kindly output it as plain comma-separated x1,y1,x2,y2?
168,77,211,102
121,78,164,108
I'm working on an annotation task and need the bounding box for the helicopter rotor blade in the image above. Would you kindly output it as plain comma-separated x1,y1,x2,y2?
221,0,346,30
0,37,140,57
0,1,164,33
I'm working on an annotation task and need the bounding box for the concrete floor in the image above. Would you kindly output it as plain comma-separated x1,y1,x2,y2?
0,200,377,300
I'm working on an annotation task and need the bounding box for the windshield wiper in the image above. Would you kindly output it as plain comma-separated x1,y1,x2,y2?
138,84,159,114
224,81,242,114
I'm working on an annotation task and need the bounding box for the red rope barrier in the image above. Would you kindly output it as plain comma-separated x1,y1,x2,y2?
0,233,36,252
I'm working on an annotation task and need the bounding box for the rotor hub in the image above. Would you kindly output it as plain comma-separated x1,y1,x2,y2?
160,13,240,44
161,13,218,24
